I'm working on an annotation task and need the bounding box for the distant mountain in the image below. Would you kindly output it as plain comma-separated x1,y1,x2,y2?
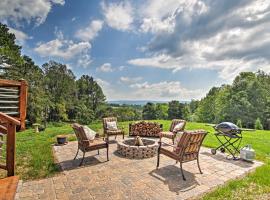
107,100,190,105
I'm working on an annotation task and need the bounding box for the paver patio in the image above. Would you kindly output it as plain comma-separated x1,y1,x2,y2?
15,137,263,200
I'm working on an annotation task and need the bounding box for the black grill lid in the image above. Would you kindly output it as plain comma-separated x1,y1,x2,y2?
215,122,239,133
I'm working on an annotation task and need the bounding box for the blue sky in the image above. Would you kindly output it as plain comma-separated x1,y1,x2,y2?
1,0,270,101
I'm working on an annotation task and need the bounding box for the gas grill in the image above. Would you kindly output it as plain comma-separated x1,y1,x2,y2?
210,122,250,160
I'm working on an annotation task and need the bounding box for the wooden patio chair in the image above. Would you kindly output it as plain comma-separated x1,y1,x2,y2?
72,123,109,166
159,119,186,144
102,117,125,140
157,130,208,180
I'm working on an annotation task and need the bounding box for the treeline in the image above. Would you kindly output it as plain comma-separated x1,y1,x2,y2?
142,101,189,120
113,71,270,130
1,23,106,125
105,104,142,121
194,71,270,129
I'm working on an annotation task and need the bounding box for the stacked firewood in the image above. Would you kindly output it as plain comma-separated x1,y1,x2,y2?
129,121,162,137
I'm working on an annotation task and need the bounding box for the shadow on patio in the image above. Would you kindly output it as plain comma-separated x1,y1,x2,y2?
201,151,255,168
57,153,108,171
149,165,199,195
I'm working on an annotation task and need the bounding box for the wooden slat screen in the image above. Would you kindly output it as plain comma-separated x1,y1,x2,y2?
0,79,28,130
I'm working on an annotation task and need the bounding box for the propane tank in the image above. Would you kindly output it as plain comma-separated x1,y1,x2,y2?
240,144,255,162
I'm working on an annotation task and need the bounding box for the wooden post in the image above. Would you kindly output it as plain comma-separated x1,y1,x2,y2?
19,80,28,130
6,122,16,176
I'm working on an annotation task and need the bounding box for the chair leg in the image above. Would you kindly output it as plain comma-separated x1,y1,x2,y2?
97,149,100,155
73,147,79,160
115,135,117,139
197,157,203,174
79,151,85,166
123,133,125,139
107,146,109,161
156,150,160,169
180,162,186,181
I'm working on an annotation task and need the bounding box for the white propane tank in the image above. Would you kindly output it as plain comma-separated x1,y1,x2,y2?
240,144,255,162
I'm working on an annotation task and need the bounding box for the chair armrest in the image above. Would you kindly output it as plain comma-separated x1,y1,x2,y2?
172,130,184,134
158,141,175,147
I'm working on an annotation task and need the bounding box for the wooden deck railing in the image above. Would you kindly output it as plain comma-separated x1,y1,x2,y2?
0,79,28,130
0,112,20,176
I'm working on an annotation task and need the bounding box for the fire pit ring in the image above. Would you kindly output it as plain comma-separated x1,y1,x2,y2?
117,138,158,159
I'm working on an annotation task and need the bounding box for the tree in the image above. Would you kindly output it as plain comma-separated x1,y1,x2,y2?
168,100,185,119
73,103,94,124
142,102,157,120
194,71,270,128
155,103,168,119
236,119,242,128
43,61,76,121
20,56,47,124
0,23,109,125
182,104,191,121
255,118,263,130
0,23,23,76
76,75,106,117
189,99,199,113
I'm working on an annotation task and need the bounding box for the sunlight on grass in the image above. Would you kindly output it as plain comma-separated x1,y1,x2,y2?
4,120,270,199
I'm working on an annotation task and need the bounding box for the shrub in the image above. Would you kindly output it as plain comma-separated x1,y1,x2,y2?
255,118,263,130
236,119,242,128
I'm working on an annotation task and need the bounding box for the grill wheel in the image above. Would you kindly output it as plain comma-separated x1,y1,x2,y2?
220,147,225,153
211,148,216,155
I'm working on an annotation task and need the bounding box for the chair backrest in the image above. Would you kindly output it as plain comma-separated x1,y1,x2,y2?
71,123,88,143
169,119,186,132
103,117,117,130
175,130,207,161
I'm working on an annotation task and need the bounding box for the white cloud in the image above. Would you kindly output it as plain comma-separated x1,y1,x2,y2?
96,78,204,101
120,76,143,84
128,54,270,81
101,1,134,31
139,0,179,33
34,27,93,68
34,38,91,60
140,17,175,33
139,0,180,20
75,20,103,41
54,27,64,40
96,78,113,99
118,66,126,71
0,0,65,26
128,54,183,72
96,78,110,88
97,63,114,72
130,81,204,101
8,27,31,45
130,0,270,81
139,0,207,33
77,54,92,68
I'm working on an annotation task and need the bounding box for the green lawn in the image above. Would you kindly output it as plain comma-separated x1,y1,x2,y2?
3,120,270,199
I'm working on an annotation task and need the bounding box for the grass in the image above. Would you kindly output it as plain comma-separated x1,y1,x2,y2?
2,120,270,199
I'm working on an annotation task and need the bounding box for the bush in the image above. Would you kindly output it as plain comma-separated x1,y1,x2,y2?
236,119,242,128
255,118,263,130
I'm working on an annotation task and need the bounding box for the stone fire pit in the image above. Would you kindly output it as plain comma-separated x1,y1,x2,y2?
117,137,158,159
